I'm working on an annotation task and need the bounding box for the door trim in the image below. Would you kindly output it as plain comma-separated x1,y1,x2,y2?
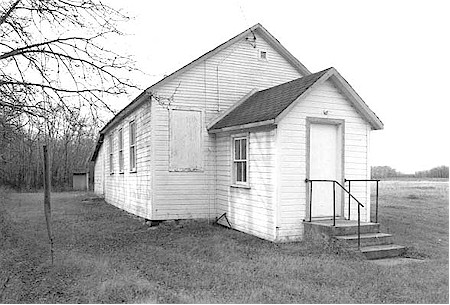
305,117,345,220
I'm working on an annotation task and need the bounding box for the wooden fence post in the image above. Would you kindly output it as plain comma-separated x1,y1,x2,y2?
43,145,54,264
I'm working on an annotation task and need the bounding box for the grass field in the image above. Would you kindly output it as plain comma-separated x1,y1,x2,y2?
0,180,448,303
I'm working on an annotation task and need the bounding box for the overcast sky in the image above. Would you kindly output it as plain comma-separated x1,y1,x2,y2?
105,0,449,174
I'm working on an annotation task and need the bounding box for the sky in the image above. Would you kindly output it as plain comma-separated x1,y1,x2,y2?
104,0,449,174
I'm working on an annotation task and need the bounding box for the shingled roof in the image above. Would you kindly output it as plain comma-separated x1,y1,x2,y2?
208,67,384,132
209,68,331,130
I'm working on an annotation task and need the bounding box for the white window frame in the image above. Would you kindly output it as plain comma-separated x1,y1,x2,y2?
109,133,114,174
231,133,249,188
118,128,124,173
258,49,268,61
129,120,137,172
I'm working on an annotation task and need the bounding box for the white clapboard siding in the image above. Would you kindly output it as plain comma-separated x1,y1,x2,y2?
215,128,277,241
102,101,152,219
149,32,303,221
93,144,105,195
276,80,371,241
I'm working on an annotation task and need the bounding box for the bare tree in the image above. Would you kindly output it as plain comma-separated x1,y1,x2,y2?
0,0,139,189
0,0,139,122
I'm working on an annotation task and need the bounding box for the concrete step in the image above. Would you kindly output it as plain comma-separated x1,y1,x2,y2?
303,219,407,259
334,232,393,247
360,244,407,260
304,220,380,237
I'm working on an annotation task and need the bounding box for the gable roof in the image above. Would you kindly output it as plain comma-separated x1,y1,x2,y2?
91,23,311,162
98,23,310,136
145,23,311,92
208,67,383,132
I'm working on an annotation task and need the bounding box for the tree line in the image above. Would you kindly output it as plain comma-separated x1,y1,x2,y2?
0,109,98,190
414,166,449,179
1,0,140,190
371,165,449,179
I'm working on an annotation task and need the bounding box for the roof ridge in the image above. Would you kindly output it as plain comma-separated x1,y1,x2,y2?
254,67,332,95
145,23,311,94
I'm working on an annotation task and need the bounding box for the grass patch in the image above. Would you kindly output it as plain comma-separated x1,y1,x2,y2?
0,182,448,303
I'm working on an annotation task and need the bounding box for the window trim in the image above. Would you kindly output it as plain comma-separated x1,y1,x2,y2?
118,128,124,173
258,49,268,61
231,133,250,188
129,120,137,173
109,133,114,174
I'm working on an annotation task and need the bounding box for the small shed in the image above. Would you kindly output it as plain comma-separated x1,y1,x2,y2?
73,171,89,190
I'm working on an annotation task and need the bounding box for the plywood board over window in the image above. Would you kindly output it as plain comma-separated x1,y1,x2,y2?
169,109,203,172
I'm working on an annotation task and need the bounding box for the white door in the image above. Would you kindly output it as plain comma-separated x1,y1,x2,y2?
309,123,342,217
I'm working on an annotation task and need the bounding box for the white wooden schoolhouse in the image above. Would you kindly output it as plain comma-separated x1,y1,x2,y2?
91,24,394,249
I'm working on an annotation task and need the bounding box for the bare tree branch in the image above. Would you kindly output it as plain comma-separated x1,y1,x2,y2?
0,0,141,189
0,0,21,27
1,0,140,124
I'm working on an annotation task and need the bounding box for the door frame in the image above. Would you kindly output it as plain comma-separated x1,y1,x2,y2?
305,117,345,220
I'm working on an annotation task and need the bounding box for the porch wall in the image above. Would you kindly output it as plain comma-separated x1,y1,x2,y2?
215,127,277,241
276,80,371,241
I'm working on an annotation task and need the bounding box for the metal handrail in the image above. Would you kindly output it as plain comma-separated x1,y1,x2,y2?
305,179,365,249
345,179,379,223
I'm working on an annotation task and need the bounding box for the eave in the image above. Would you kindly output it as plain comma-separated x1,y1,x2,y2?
208,119,275,133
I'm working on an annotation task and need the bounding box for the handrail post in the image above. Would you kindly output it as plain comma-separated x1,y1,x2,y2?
358,199,361,249
375,180,379,223
333,182,336,227
309,181,313,222
348,180,351,220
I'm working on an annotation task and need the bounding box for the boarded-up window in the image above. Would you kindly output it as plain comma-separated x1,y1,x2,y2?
169,109,202,171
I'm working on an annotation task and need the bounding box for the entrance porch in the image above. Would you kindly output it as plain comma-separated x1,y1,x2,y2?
304,219,406,259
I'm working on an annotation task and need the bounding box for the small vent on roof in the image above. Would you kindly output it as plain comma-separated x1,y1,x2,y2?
259,50,267,61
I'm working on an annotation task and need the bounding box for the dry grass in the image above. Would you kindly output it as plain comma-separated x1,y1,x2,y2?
0,180,448,303
372,179,448,259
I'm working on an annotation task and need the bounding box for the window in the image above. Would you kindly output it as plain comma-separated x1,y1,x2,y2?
118,128,124,173
259,50,267,60
232,135,248,185
109,134,114,174
129,121,137,172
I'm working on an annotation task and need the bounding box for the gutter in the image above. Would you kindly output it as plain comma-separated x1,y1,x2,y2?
208,119,275,133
